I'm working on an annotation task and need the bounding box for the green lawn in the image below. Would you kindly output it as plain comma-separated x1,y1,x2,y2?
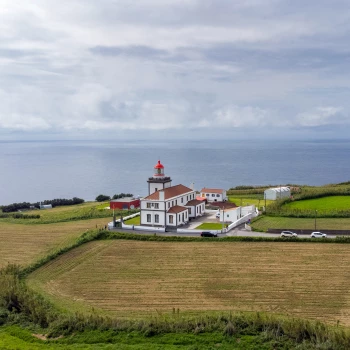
196,223,223,230
124,216,140,225
284,196,350,211
251,216,350,231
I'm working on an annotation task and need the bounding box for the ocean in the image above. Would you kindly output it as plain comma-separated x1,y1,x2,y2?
1,139,350,205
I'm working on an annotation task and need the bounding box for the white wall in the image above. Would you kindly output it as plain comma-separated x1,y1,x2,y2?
140,210,165,226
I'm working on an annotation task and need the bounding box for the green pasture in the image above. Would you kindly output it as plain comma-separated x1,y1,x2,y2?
195,223,223,230
0,202,123,224
251,216,350,231
284,196,350,211
228,195,272,209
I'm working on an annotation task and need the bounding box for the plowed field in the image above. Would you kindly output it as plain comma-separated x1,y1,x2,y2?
27,240,350,325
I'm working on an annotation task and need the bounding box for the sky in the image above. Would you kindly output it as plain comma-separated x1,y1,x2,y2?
1,0,350,140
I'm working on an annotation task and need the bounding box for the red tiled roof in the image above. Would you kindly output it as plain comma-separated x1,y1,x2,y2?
208,202,237,209
186,200,203,206
200,188,224,194
167,205,188,214
144,184,193,200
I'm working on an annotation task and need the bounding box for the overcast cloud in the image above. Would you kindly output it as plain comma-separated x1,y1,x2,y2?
1,0,350,140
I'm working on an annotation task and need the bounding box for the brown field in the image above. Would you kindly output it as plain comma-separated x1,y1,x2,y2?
27,240,350,325
0,218,108,268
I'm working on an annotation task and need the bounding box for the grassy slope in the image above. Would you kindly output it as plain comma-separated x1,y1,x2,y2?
284,196,350,211
251,216,350,231
0,325,291,350
124,216,141,225
1,201,114,224
27,240,350,326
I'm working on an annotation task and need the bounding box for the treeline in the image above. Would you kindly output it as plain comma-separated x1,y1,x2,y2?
1,197,84,213
0,213,40,219
96,193,133,202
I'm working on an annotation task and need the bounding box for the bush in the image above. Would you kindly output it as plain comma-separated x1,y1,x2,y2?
95,195,111,202
112,193,133,199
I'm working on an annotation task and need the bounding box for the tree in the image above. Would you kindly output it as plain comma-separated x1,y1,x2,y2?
95,194,111,202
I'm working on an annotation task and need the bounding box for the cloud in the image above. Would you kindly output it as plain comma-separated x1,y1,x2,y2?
296,107,347,127
1,1,350,139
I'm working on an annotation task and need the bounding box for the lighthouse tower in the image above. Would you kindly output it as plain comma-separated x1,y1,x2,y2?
147,160,172,195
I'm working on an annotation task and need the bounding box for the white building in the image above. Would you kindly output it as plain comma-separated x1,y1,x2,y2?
264,187,290,200
200,188,227,202
217,205,256,222
140,161,205,228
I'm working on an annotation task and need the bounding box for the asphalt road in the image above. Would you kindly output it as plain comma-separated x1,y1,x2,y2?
109,227,337,239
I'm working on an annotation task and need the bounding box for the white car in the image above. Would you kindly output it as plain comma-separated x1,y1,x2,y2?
216,212,220,218
280,231,298,238
311,231,327,238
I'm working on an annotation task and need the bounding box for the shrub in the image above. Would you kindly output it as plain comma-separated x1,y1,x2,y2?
95,194,111,202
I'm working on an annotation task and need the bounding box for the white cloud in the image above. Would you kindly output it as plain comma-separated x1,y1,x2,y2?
296,107,346,127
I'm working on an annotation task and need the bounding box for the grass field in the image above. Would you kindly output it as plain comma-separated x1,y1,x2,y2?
251,216,350,231
0,218,109,268
228,196,273,209
0,202,114,224
284,196,350,211
27,240,350,325
196,223,223,230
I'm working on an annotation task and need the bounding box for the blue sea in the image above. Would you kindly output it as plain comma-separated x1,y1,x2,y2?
1,139,350,205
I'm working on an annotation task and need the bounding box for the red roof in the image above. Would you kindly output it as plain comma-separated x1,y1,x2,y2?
154,160,164,169
167,205,188,214
144,184,193,200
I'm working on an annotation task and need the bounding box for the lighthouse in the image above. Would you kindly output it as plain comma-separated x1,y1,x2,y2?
147,160,172,195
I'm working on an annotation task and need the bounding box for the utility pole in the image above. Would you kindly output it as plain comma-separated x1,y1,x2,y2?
222,206,225,233
315,210,317,230
264,192,266,213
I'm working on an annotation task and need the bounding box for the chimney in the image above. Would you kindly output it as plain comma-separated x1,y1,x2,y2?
190,182,195,190
159,190,165,201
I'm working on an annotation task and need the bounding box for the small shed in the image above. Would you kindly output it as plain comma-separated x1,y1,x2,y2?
264,187,290,200
110,197,140,210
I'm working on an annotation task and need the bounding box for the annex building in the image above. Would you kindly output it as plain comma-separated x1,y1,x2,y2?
140,161,205,228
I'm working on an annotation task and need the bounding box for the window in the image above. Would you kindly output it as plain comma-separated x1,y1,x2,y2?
187,196,188,200
206,194,209,197
147,203,151,208
169,215,173,224
212,194,215,197
172,201,174,206
147,214,151,222
155,214,159,223
182,213,184,222
188,208,191,214
181,197,183,203
227,214,229,218
155,188,158,192
185,212,187,218
178,214,180,220
154,203,159,209
168,202,170,208
216,194,220,197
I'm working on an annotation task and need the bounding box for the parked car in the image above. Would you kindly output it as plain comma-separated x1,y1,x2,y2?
215,212,220,218
201,232,218,237
280,231,298,238
311,231,327,238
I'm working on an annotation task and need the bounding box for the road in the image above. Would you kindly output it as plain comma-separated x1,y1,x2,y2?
109,226,337,239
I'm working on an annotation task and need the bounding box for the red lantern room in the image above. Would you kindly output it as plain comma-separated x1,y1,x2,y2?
154,160,165,177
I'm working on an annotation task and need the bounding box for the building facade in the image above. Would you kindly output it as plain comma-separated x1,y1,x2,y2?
200,188,227,202
140,161,205,228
